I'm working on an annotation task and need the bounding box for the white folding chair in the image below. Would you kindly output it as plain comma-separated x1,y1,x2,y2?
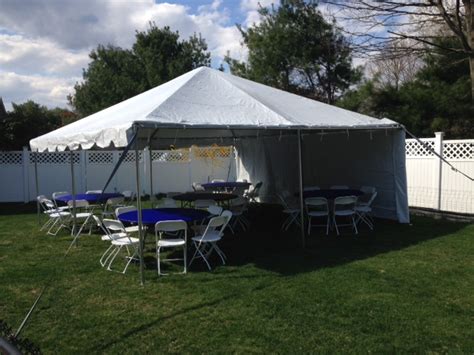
102,196,125,218
278,191,301,231
303,186,320,192
189,214,231,270
92,215,128,267
245,181,262,202
102,219,139,274
41,198,71,235
191,205,223,235
229,196,249,232
330,185,349,190
155,220,188,275
67,199,94,238
194,199,217,209
355,188,378,230
115,206,145,234
305,197,330,235
86,190,103,194
122,190,135,202
52,191,69,211
333,196,358,235
192,182,205,191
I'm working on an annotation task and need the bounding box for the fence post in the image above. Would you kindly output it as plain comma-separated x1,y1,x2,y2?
434,132,445,210
22,147,29,203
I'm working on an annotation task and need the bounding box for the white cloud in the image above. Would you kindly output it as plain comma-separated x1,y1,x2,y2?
240,0,275,27
0,0,250,110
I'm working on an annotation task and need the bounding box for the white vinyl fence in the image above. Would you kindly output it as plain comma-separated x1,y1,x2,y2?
406,132,474,214
1,133,473,214
0,146,236,203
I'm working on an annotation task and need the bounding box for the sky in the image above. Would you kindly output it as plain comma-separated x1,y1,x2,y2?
0,0,277,111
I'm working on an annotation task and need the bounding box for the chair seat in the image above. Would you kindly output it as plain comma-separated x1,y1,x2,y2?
355,205,372,213
111,237,139,245
308,211,328,217
101,232,127,241
334,210,355,216
192,231,222,243
158,239,186,247
124,225,146,233
74,212,92,219
283,208,299,214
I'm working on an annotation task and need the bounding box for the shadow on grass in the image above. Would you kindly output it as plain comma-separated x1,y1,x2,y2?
209,203,470,276
0,202,37,215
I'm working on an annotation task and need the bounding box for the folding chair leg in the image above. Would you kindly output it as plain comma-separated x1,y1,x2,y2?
352,216,359,235
107,246,122,271
100,244,114,267
326,215,330,235
122,247,138,274
333,216,340,236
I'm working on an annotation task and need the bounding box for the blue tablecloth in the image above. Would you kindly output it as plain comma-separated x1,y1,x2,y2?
118,208,210,226
202,182,251,189
54,193,123,204
302,189,363,199
173,192,237,202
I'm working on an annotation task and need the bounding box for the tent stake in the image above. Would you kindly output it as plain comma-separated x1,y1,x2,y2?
135,144,145,286
297,129,306,248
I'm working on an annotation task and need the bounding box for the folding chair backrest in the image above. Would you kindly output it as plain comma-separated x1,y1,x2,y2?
330,185,349,190
67,199,89,209
253,181,263,192
208,205,223,216
106,197,124,206
334,196,357,212
103,219,126,233
115,206,137,217
52,191,69,200
155,220,187,233
305,197,328,213
122,190,135,200
366,191,378,206
194,199,216,209
360,186,376,194
43,199,56,211
162,198,178,208
220,210,233,233
86,190,102,194
192,182,205,191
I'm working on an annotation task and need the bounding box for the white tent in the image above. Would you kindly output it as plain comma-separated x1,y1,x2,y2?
30,66,409,282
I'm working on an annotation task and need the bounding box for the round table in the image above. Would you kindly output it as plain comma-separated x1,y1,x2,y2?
202,181,251,191
301,189,363,199
118,208,210,226
173,192,237,207
54,192,123,204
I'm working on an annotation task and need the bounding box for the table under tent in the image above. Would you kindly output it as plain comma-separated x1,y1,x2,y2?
30,66,409,284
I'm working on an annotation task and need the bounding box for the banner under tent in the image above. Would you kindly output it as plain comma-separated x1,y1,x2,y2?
30,66,409,285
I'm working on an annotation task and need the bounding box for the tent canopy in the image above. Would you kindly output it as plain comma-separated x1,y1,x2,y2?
30,67,399,152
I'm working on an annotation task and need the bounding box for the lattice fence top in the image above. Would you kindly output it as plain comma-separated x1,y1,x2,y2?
0,152,22,165
152,150,190,163
405,139,435,158
120,151,143,163
29,152,80,164
444,141,474,160
192,146,233,159
88,151,113,164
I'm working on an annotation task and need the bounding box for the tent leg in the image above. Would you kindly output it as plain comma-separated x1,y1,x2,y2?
34,151,40,225
149,147,154,204
297,130,306,248
70,151,77,240
135,146,145,286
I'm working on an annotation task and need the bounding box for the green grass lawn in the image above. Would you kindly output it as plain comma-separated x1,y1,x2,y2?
1,203,473,353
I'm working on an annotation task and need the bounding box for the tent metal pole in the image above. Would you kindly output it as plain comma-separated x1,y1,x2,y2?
297,129,306,248
135,144,145,286
34,151,40,225
70,151,77,239
149,147,154,203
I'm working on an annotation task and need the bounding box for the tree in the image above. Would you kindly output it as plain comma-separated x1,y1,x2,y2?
69,24,211,116
323,0,474,102
0,101,73,150
338,36,473,138
225,0,360,104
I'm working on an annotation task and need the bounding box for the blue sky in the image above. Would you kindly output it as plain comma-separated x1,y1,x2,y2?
0,0,277,110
